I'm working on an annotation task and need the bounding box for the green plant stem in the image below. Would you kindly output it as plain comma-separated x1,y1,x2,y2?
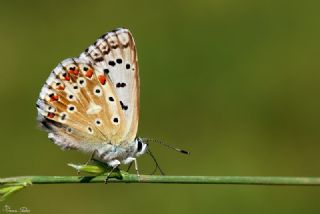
1,175,320,186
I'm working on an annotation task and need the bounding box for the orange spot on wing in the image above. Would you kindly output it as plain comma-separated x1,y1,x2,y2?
50,95,59,102
57,85,65,90
69,69,79,76
47,112,55,118
85,69,94,78
98,75,106,85
64,74,71,81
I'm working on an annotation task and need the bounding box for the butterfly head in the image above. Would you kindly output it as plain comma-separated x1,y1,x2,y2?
134,137,148,157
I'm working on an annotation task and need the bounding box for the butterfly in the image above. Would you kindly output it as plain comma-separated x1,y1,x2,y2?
36,28,147,177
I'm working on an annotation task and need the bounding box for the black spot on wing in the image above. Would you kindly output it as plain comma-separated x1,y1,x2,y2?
108,61,116,66
116,82,126,88
102,50,110,55
61,113,67,121
95,57,104,62
116,58,122,64
111,45,119,49
120,101,128,110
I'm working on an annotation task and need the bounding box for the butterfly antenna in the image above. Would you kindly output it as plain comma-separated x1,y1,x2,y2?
142,138,190,155
147,148,165,175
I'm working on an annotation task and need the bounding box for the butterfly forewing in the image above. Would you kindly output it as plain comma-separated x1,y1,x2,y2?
37,28,139,151
79,28,139,145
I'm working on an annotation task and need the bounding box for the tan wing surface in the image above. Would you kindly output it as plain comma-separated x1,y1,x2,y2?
79,28,139,145
37,28,139,149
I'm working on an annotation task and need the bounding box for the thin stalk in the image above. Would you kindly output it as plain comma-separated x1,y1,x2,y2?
1,175,320,186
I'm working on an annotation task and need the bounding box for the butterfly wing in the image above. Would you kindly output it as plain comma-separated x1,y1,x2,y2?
79,28,139,145
37,28,139,151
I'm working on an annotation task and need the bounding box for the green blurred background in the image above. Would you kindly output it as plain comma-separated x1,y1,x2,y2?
1,0,320,213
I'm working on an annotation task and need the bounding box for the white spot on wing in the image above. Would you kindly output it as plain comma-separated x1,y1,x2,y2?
77,77,86,87
93,85,103,97
86,102,102,114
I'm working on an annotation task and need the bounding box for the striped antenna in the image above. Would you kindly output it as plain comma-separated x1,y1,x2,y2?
141,138,190,155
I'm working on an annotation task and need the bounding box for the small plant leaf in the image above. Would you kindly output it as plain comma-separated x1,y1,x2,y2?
0,185,24,201
68,163,108,175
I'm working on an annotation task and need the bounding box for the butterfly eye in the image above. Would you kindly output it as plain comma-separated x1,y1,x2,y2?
137,140,143,152
67,104,76,113
77,77,86,87
93,86,102,96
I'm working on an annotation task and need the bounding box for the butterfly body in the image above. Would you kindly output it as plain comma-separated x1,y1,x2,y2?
37,28,146,169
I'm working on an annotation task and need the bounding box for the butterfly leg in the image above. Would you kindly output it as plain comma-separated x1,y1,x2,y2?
123,157,140,179
126,162,133,172
133,158,140,179
85,149,99,165
104,159,121,183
